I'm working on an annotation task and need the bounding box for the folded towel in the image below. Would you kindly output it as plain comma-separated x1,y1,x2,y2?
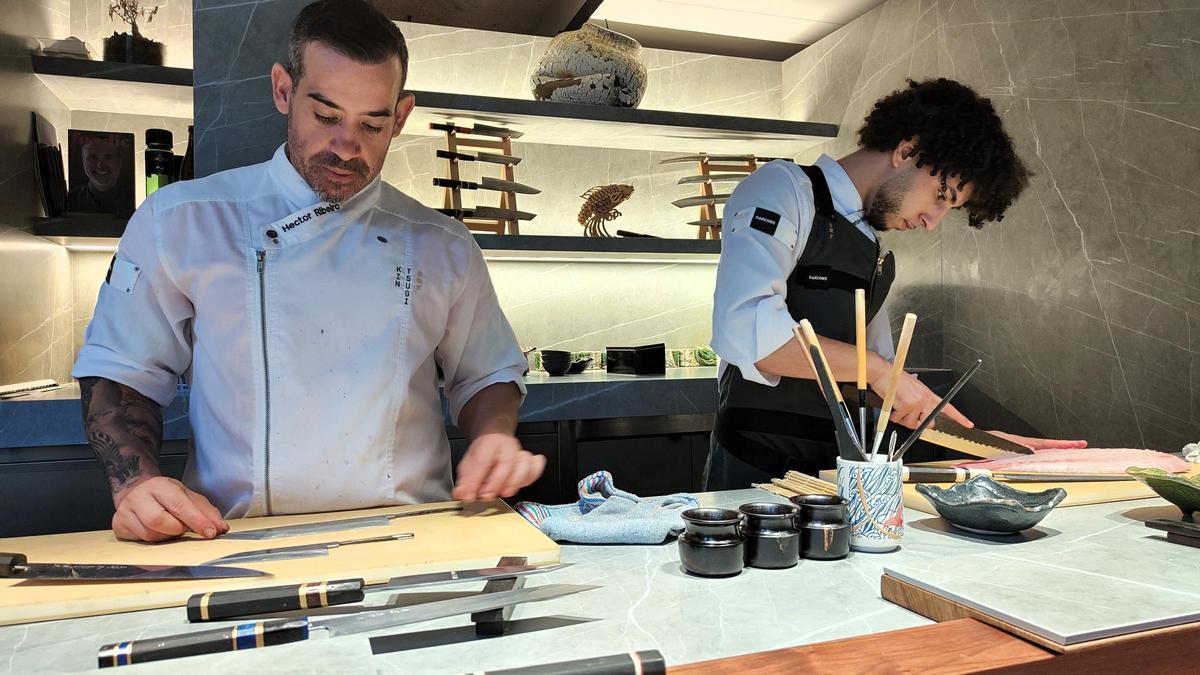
515,470,698,544
1185,443,1199,463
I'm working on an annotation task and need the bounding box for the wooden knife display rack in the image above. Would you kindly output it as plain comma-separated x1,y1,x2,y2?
437,123,522,235
687,154,760,241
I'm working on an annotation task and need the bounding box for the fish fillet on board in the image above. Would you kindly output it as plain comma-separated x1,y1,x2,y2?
958,448,1190,475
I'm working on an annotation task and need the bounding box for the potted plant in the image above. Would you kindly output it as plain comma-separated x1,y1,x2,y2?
103,0,164,65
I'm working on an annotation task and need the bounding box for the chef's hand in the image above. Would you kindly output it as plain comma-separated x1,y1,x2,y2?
453,433,546,502
111,476,228,542
870,370,973,430
984,430,1088,452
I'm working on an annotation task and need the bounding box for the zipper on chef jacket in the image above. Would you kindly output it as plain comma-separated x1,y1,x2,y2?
866,241,884,312
256,249,273,514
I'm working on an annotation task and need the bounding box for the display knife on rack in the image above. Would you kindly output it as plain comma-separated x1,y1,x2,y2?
671,194,730,208
98,583,597,668
186,563,573,622
436,150,522,165
902,465,1134,483
436,206,536,221
890,359,982,462
677,173,750,184
0,552,267,582
793,322,865,461
433,177,541,195
658,154,785,165
221,505,461,541
429,122,523,139
871,313,916,458
201,534,414,566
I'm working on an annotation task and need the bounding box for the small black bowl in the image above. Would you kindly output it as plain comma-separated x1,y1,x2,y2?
678,508,745,577
566,357,593,374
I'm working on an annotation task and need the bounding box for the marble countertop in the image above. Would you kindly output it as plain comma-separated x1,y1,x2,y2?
1,489,1190,673
0,368,721,449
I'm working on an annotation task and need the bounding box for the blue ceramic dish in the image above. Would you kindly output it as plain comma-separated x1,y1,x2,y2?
916,475,1066,535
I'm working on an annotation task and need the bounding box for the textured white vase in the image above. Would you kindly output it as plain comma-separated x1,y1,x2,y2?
531,24,648,108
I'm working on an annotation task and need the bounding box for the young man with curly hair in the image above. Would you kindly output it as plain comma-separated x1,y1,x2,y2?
705,79,1084,489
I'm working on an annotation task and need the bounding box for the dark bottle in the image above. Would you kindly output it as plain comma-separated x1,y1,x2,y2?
145,128,174,196
179,125,194,181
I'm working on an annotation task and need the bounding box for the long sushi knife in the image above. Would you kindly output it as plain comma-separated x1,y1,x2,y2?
98,583,597,668
891,359,982,462
433,177,541,195
186,563,574,622
672,194,730,208
429,122,523,139
436,150,522,165
920,415,1035,458
0,552,267,582
902,466,1134,483
201,534,414,566
437,206,537,221
222,506,462,541
677,173,749,185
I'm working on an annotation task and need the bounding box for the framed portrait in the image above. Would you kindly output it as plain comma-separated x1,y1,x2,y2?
66,129,135,218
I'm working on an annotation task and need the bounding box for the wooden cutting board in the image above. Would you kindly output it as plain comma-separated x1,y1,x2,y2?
881,574,1200,654
0,500,558,626
819,464,1200,515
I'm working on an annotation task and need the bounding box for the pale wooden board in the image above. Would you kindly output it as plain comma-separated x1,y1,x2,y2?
819,464,1200,515
0,500,558,626
880,574,1200,654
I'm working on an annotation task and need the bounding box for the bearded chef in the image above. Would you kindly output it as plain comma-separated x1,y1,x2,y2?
706,79,1086,490
72,0,544,541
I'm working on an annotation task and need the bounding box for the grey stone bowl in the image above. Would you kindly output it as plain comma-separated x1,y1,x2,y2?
916,475,1067,535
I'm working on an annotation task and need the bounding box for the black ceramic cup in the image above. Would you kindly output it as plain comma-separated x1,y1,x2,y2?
738,502,800,569
790,494,851,560
678,508,744,577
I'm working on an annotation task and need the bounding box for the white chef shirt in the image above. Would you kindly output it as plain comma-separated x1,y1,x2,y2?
73,144,527,517
711,155,894,387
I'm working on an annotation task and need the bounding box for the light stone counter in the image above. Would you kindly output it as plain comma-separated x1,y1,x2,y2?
1,489,1189,673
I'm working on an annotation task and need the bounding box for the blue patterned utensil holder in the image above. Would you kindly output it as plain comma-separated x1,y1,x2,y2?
836,456,903,552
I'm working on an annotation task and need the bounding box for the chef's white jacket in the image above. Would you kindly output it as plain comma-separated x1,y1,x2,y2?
711,155,895,386
73,145,527,517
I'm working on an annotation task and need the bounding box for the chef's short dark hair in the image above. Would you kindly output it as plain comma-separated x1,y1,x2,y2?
858,78,1030,228
286,0,409,93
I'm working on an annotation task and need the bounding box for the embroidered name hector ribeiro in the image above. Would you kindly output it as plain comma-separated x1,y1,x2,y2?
281,202,341,232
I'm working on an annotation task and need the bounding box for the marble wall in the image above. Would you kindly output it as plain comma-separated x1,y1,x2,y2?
783,0,1200,450
0,0,75,386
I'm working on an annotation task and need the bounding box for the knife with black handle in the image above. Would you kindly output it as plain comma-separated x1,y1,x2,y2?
429,122,523,139
185,563,571,622
436,150,522,165
100,584,596,667
433,177,541,195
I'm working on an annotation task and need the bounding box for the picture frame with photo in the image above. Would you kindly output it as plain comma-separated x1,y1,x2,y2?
66,129,135,217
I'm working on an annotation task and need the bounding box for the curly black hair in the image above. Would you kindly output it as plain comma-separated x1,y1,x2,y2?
858,78,1030,228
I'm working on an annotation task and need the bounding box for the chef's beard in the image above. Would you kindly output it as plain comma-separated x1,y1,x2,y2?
286,115,371,203
864,166,915,232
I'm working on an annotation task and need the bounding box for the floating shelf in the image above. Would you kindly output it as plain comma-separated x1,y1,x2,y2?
31,55,837,154
32,55,193,118
32,216,721,261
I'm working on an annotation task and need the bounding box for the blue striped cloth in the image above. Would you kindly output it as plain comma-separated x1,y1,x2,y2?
515,470,698,544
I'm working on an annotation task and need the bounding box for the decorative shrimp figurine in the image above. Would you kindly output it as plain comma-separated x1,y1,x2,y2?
577,183,634,237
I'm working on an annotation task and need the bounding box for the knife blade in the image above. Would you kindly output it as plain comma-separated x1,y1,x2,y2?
201,534,414,566
437,206,536,221
687,219,722,227
186,563,573,622
433,177,541,195
920,415,1036,458
903,466,1135,483
429,122,522,139
0,552,268,582
659,154,757,165
677,173,750,185
221,505,461,541
99,583,597,667
436,149,522,165
672,194,730,208
892,359,982,462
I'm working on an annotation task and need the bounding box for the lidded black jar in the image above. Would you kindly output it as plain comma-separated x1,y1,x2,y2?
678,508,744,577
738,502,800,569
790,494,851,560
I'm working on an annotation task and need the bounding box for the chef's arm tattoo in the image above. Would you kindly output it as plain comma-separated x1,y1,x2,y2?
79,377,163,497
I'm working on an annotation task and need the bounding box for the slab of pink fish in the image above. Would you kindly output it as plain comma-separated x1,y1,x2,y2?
957,448,1191,475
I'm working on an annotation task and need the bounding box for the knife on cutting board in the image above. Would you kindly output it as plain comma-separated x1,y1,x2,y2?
201,533,414,566
222,505,461,541
186,563,573,622
99,583,596,667
0,552,268,582
903,466,1134,484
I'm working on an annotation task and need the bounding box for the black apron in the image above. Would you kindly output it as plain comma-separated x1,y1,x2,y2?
706,164,896,489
